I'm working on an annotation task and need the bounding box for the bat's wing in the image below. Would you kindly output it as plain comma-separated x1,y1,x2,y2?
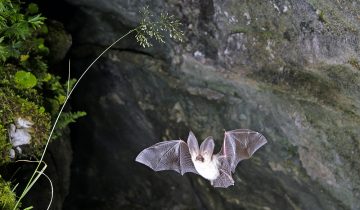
218,129,267,173
212,156,234,188
135,140,198,175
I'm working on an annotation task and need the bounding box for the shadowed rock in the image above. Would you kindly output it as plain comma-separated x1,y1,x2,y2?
52,0,360,209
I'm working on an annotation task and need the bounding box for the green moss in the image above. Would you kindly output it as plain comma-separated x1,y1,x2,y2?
0,175,19,210
320,64,360,91
0,124,11,165
255,64,360,123
307,0,358,34
317,10,327,23
230,27,248,34
254,65,339,105
0,88,51,158
348,58,360,71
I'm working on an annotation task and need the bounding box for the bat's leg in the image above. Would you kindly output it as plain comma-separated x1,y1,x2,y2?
210,180,214,186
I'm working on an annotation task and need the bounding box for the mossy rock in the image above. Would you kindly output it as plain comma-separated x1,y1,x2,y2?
0,88,51,161
253,64,339,104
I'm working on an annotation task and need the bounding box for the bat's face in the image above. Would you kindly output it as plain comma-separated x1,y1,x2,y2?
187,132,220,180
187,132,215,158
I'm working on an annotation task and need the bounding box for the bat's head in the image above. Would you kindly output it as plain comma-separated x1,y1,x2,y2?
187,132,215,163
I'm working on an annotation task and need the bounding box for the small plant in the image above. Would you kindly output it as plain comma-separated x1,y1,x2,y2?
0,175,18,210
317,9,327,23
135,6,184,47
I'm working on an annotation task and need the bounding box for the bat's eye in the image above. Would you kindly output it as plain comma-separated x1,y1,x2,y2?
196,155,204,162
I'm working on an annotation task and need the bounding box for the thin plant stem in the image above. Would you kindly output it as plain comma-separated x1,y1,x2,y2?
37,172,53,210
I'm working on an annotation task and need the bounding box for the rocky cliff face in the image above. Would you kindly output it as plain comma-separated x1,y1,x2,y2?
60,0,360,209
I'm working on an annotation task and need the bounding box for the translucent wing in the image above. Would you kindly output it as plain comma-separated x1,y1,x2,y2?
135,140,198,175
217,129,267,173
212,156,234,188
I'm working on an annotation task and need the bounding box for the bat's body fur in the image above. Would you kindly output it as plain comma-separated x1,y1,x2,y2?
135,129,267,188
192,154,220,181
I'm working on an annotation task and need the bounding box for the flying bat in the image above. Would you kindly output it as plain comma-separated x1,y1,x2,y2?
135,129,267,188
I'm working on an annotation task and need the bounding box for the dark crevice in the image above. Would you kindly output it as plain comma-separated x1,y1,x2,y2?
33,0,77,24
109,47,155,58
70,43,157,60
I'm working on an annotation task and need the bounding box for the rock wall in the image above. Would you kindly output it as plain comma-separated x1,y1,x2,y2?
60,0,360,209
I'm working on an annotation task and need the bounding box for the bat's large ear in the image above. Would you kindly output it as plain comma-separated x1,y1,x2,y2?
187,131,199,156
200,136,215,157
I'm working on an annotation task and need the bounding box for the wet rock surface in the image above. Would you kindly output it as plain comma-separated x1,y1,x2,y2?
57,0,360,209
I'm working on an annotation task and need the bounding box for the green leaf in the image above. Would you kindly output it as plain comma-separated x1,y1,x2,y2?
27,3,39,14
14,71,37,89
27,14,45,29
0,44,9,62
38,43,49,54
39,24,48,34
41,73,51,82
52,111,87,139
58,111,86,129
56,94,66,104
4,21,31,40
39,106,45,114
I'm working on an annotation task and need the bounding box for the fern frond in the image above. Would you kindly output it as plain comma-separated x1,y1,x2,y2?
52,111,87,139
27,14,45,29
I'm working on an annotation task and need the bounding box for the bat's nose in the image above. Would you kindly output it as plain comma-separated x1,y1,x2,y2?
196,155,204,162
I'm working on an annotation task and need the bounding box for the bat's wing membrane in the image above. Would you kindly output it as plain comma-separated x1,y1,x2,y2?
135,140,198,175
212,156,234,188
218,129,267,173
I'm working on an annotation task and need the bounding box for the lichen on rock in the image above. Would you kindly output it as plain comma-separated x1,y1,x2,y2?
9,117,34,147
0,88,51,160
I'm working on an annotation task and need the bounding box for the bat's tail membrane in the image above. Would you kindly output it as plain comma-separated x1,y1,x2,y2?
212,168,234,188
